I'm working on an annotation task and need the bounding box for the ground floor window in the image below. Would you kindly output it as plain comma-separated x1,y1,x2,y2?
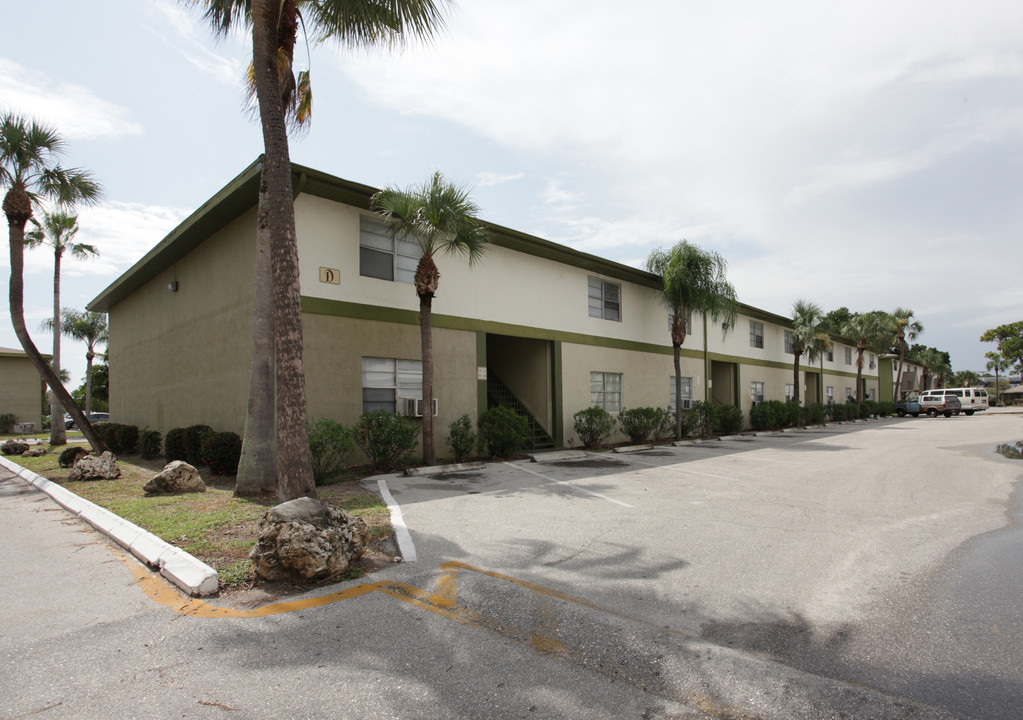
669,376,692,411
785,383,795,402
591,372,622,412
826,386,835,403
845,387,854,402
751,381,765,404
362,357,422,413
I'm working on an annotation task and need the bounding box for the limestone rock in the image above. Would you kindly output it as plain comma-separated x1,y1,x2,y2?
58,446,89,468
21,446,48,457
143,461,206,495
69,451,121,481
1,440,29,456
249,497,369,582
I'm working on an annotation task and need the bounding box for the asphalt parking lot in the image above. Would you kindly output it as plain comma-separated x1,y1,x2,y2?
3,411,1021,719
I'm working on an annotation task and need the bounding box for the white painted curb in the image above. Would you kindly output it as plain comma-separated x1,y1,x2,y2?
0,454,219,596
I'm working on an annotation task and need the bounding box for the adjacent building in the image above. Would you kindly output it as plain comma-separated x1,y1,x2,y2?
89,158,883,455
0,346,44,431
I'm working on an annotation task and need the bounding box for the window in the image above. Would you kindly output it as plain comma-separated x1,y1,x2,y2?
359,217,421,283
825,349,834,362
362,357,422,413
845,347,853,365
669,376,692,411
784,330,794,354
845,387,853,402
749,320,764,349
785,384,795,402
869,353,876,370
588,277,621,321
751,381,765,404
591,372,622,412
826,386,835,404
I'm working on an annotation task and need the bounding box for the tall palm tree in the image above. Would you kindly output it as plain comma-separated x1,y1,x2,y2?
645,241,738,439
840,311,888,413
1,111,106,452
789,299,831,406
890,307,922,402
371,173,488,465
49,309,108,417
26,211,97,445
985,351,1009,404
917,347,951,391
190,0,451,500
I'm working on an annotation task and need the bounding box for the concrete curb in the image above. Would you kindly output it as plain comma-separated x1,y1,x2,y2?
403,461,486,477
0,455,218,596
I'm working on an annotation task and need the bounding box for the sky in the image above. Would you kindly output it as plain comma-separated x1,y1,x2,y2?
2,0,1022,388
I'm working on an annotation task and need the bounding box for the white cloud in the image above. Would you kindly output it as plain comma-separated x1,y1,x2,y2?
0,58,143,140
476,171,525,188
148,0,248,89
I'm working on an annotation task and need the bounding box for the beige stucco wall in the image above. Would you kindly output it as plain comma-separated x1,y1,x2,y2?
107,209,257,435
0,353,43,429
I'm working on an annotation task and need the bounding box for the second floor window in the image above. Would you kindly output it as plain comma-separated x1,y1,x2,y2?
845,347,853,365
588,277,621,321
749,320,764,349
360,217,421,284
784,330,794,354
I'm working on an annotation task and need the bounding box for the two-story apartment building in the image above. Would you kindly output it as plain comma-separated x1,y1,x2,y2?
0,346,45,431
88,158,880,454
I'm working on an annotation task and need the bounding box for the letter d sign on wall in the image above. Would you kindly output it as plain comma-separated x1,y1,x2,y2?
319,267,340,285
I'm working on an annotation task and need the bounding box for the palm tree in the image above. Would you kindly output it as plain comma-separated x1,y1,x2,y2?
789,299,831,406
371,173,488,465
917,347,951,391
26,211,98,446
890,308,922,402
645,241,738,439
190,0,451,500
986,351,1009,404
1,111,105,452
840,311,888,413
48,309,108,417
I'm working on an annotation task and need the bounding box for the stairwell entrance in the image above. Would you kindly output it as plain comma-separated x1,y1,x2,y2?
485,334,557,450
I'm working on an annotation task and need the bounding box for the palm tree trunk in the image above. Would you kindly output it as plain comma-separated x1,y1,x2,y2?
5,197,106,452
49,250,66,445
235,171,277,497
855,345,865,414
894,338,905,402
420,294,435,465
793,351,801,406
673,346,683,440
84,349,94,416
251,0,315,501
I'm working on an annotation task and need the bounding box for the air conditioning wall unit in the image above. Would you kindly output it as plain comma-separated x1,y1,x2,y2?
403,398,439,417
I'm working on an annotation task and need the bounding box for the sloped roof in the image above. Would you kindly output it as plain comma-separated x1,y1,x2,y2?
87,156,791,327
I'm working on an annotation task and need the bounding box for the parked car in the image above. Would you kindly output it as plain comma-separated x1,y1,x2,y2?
925,387,989,416
918,393,961,418
894,398,921,417
67,412,109,429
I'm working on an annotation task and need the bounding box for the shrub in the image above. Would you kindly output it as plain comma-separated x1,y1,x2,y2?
308,418,356,484
877,401,894,418
859,400,878,419
140,429,163,459
444,414,478,463
116,424,139,454
617,407,662,444
202,431,243,475
572,406,616,450
749,401,778,431
478,406,529,457
677,407,700,438
690,401,715,437
802,403,828,426
716,405,745,435
0,413,16,434
184,424,214,466
354,411,420,471
165,427,188,463
653,407,676,441
94,422,120,453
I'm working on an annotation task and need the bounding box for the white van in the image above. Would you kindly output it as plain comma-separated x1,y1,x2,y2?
924,387,989,415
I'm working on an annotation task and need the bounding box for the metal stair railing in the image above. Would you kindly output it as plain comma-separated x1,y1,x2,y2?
486,374,556,450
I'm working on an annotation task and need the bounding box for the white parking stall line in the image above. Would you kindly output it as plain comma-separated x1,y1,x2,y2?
504,462,634,508
378,479,417,562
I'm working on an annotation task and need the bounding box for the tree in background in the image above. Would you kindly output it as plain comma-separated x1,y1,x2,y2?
1,111,106,451
840,311,889,412
980,322,1023,386
789,299,831,406
190,0,451,500
889,307,922,402
50,309,108,417
952,370,981,388
371,173,488,465
985,351,1010,404
646,241,738,439
914,346,952,390
820,306,853,338
26,211,97,445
